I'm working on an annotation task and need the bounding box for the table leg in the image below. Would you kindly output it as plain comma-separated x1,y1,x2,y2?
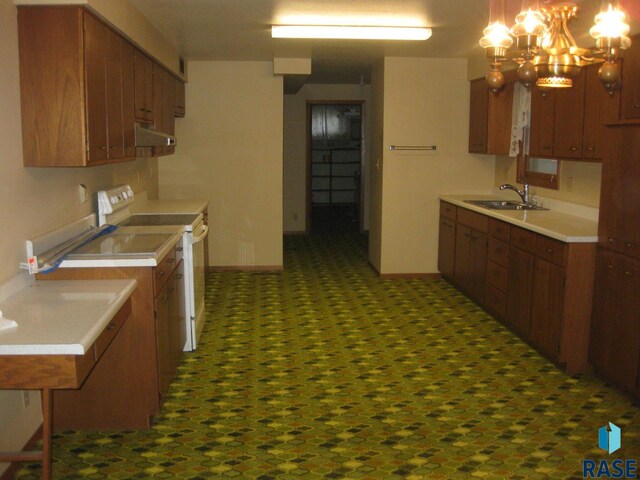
41,388,52,480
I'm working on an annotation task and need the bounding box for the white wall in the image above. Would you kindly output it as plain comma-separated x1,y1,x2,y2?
371,57,496,274
159,61,284,269
283,83,372,233
0,0,174,473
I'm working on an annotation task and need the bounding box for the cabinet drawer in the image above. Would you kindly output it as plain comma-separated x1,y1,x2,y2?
489,218,510,242
457,208,488,233
535,235,567,267
154,245,178,296
486,260,508,292
511,226,536,253
93,299,131,361
488,237,509,267
440,201,457,221
485,284,506,319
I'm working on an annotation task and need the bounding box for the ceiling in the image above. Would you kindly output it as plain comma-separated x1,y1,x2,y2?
129,0,640,85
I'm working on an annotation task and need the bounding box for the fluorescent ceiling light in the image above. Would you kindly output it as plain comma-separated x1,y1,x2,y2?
271,25,432,41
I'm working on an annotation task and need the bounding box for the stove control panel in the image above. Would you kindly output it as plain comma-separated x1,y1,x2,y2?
97,185,135,224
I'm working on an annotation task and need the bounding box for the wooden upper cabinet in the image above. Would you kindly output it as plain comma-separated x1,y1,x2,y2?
134,49,155,124
620,33,640,120
153,66,176,156
582,63,621,161
174,77,186,118
530,70,586,159
468,71,514,155
84,13,109,163
552,68,585,159
18,6,136,167
529,87,555,157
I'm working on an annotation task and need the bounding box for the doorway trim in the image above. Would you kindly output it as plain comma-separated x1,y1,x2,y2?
305,100,366,234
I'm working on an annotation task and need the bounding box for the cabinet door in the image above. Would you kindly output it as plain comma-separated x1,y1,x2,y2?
553,69,585,158
153,66,176,156
529,87,555,157
468,78,489,153
155,283,172,399
506,246,535,336
582,63,620,160
438,216,456,279
174,77,186,117
121,40,136,158
620,34,640,120
599,125,640,259
529,258,565,361
454,224,471,292
134,49,154,123
105,28,125,159
84,13,109,162
468,230,487,302
589,250,640,393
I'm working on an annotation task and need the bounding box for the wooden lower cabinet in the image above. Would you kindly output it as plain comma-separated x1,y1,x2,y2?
438,202,596,374
505,245,535,337
529,259,565,360
43,243,184,430
438,216,456,279
589,249,640,396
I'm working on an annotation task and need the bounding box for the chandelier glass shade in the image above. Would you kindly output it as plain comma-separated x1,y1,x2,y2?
480,0,632,92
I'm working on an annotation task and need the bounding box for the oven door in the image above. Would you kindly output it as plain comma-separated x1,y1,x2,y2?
186,220,208,350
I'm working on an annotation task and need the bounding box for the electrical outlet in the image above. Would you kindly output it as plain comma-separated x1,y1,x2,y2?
22,391,30,408
78,184,88,204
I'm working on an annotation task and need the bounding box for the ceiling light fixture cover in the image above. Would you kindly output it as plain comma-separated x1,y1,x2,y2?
272,25,432,41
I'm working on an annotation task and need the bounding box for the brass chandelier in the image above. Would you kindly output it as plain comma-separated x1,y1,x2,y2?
479,0,631,92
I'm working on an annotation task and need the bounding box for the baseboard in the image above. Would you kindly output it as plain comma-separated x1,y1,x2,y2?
283,231,306,235
0,424,42,480
206,265,284,273
377,272,442,280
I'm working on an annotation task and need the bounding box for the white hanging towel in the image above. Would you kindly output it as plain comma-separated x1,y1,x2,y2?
509,82,532,157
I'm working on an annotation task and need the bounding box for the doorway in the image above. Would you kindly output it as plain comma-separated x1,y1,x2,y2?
307,101,364,234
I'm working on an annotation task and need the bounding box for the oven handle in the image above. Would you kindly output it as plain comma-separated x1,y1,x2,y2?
190,224,209,244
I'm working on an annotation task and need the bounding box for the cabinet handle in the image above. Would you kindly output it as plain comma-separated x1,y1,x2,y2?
176,247,184,252
608,264,615,270
586,146,594,151
175,274,183,280
106,321,116,331
624,270,633,276
545,247,553,254
98,146,107,150
607,237,615,243
626,242,635,248
570,147,578,151
158,271,165,277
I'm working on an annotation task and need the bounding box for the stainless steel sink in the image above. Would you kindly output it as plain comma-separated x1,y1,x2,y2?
464,200,548,211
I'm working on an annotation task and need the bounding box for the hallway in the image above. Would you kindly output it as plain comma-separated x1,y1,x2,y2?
19,234,640,479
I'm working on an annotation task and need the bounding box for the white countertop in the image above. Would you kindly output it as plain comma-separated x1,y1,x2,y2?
0,279,136,355
132,198,208,215
59,228,182,268
440,194,598,243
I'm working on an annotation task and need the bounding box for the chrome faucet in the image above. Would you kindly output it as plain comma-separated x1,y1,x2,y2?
499,183,530,204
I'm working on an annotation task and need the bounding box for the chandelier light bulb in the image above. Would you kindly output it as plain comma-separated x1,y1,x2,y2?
511,8,547,37
479,22,513,52
590,4,630,43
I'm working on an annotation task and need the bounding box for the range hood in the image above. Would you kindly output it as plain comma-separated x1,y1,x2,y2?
135,125,176,147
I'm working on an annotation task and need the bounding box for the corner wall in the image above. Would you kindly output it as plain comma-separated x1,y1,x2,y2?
374,57,496,274
283,83,372,233
158,61,284,269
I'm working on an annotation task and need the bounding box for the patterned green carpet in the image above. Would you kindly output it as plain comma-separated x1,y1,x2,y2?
16,234,640,479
